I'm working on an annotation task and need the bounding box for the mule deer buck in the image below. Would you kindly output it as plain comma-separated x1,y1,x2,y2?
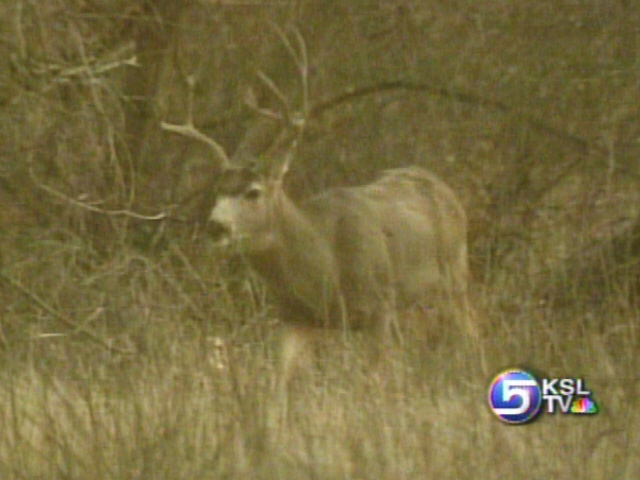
208,162,472,378
161,26,477,395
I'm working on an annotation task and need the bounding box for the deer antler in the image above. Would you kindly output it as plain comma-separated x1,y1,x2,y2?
250,23,308,178
162,24,309,177
161,75,230,168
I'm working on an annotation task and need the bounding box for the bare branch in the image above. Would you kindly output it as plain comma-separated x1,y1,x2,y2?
269,22,302,73
0,272,131,354
186,74,196,126
291,25,309,120
30,168,168,221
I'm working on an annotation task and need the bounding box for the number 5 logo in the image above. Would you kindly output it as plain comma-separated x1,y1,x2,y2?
488,369,542,424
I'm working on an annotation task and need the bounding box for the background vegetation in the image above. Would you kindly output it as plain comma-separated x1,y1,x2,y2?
1,1,638,478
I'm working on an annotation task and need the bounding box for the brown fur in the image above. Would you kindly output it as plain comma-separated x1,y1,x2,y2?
210,166,471,386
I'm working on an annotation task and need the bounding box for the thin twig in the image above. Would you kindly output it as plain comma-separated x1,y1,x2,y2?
0,272,129,354
291,25,309,119
30,168,167,221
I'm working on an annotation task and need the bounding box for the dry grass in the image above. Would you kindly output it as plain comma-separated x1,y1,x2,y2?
0,237,637,479
1,1,639,478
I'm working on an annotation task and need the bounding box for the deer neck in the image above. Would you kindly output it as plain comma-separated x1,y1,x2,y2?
246,192,339,319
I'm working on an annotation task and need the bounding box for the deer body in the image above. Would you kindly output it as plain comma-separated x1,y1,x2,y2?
161,25,477,428
210,166,468,343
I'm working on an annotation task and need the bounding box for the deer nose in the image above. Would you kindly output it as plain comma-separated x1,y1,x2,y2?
206,218,231,241
208,202,232,242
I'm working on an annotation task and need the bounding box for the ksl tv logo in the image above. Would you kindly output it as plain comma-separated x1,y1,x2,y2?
488,368,599,424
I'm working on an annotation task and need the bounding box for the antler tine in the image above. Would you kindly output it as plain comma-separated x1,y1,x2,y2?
279,139,297,182
242,82,284,122
160,121,230,168
282,25,307,179
257,23,309,184
235,23,309,182
160,73,230,168
256,69,289,121
266,22,308,132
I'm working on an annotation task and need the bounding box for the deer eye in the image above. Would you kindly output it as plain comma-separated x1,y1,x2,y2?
244,186,262,200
